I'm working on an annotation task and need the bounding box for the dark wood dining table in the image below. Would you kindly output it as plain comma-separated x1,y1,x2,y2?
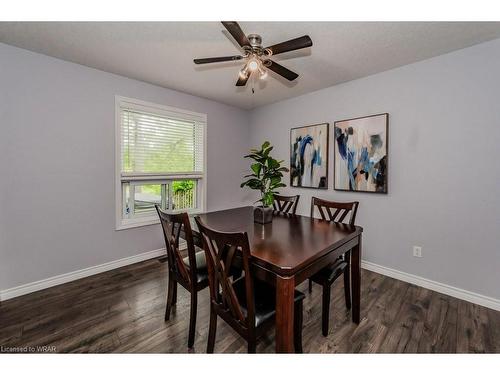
188,206,363,353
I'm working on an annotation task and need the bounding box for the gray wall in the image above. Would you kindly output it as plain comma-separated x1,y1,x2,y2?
0,43,252,291
249,39,500,299
2,38,500,300
0,85,5,290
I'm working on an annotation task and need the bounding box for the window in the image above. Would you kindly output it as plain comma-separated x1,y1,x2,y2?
115,96,206,230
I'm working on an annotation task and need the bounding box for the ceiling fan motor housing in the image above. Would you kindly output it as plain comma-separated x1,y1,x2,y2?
247,34,262,47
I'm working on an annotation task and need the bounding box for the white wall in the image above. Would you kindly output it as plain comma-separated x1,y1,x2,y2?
0,43,251,291
249,39,500,300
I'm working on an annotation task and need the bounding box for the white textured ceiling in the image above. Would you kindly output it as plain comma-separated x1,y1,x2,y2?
1,22,500,109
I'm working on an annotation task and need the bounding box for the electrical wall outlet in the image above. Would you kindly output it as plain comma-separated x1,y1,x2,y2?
413,246,422,258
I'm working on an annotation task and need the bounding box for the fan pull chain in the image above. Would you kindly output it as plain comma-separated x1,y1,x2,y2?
251,71,256,94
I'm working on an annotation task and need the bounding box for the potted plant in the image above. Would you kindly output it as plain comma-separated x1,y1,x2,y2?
241,141,289,224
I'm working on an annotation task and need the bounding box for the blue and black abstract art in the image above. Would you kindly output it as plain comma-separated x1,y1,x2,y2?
334,113,388,193
290,123,328,189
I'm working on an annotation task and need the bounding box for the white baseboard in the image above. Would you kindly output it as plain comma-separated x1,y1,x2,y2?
362,260,500,311
2,252,498,312
0,248,166,302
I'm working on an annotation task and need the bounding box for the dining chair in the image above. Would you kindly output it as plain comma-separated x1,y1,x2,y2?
194,216,305,353
273,194,300,214
308,197,359,336
155,205,209,349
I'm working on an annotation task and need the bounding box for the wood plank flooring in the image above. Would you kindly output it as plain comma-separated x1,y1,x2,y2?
0,258,499,353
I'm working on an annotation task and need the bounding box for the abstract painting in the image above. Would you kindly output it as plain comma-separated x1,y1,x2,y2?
334,113,388,193
290,123,328,189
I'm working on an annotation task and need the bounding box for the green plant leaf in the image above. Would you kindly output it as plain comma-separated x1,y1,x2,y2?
251,163,261,176
262,146,274,157
270,176,281,185
267,158,279,169
247,178,264,189
245,155,266,164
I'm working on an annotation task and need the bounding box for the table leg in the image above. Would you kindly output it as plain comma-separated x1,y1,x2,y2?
351,234,362,324
275,275,295,353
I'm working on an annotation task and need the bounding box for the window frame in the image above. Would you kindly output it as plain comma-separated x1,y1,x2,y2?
115,96,207,230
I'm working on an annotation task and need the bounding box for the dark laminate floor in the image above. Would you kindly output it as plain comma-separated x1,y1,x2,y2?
1,258,499,353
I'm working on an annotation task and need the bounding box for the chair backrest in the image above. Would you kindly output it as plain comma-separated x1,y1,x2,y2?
155,205,198,286
273,194,300,214
310,197,359,225
194,216,254,329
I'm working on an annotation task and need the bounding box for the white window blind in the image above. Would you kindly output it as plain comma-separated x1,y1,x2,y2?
116,97,206,230
121,106,204,178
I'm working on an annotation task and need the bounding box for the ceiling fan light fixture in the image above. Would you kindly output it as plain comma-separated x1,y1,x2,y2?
247,58,259,72
258,66,268,80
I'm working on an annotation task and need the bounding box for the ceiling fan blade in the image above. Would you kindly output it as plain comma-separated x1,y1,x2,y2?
221,21,250,48
266,60,299,81
194,55,243,64
265,35,312,56
236,71,251,86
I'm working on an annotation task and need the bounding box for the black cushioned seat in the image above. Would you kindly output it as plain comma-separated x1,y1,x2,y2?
233,277,305,327
310,259,347,284
183,251,208,284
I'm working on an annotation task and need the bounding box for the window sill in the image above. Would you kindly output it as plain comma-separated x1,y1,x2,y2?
116,209,204,231
116,217,160,231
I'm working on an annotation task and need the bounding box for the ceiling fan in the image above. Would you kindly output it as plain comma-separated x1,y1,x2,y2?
194,21,313,87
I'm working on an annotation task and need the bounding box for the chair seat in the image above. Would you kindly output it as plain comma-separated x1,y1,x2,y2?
183,250,208,284
233,277,305,327
310,259,348,285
